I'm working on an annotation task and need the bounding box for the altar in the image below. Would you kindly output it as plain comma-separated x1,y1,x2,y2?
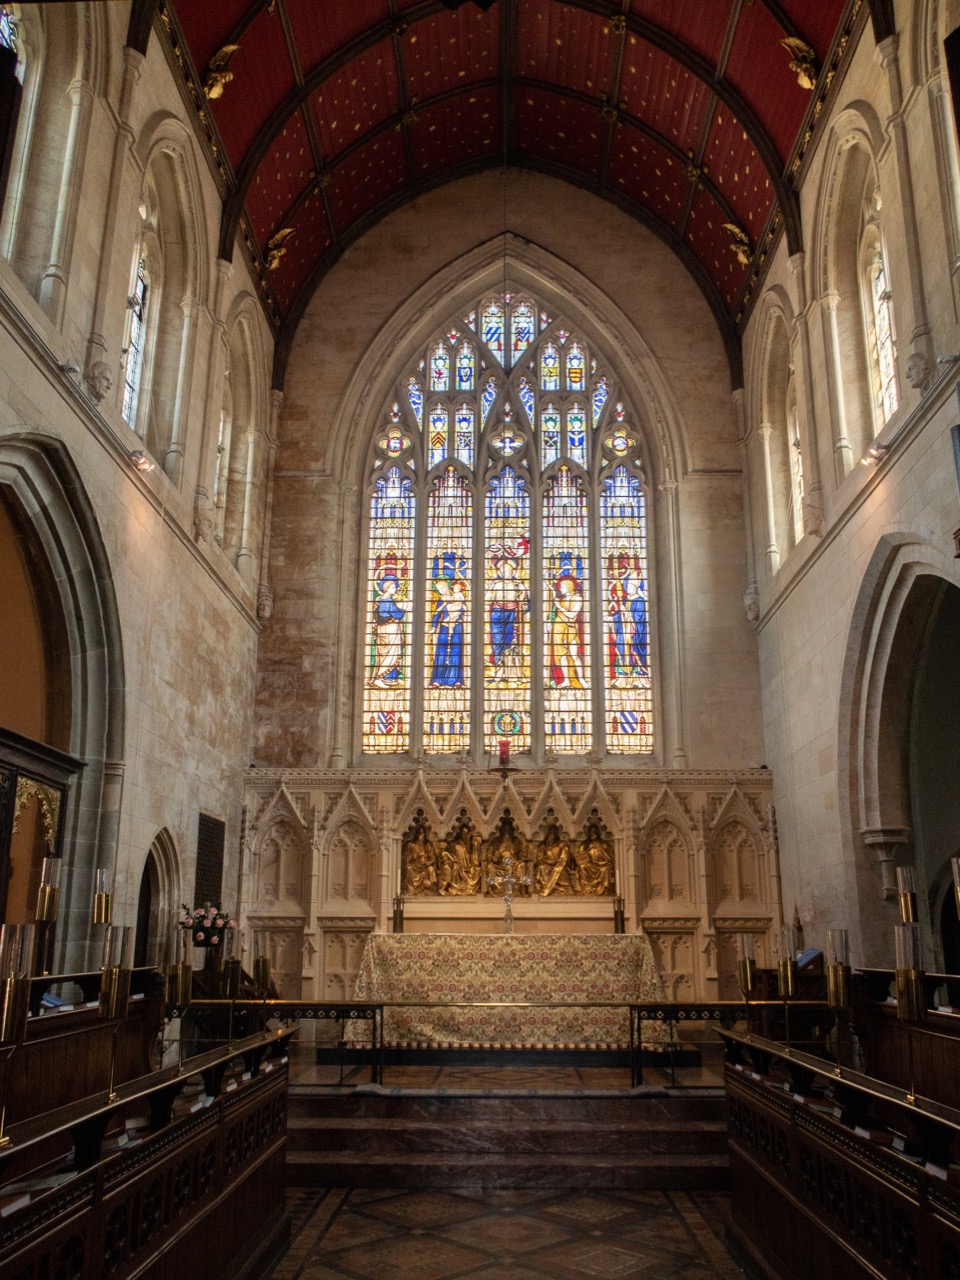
350,932,665,1048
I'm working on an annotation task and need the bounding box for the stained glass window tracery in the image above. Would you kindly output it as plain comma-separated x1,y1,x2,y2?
363,291,652,759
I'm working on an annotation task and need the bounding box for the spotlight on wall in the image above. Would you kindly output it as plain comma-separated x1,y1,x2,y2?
59,361,80,376
937,354,960,364
129,449,155,473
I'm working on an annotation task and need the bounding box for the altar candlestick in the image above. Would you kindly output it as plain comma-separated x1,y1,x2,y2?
498,738,510,767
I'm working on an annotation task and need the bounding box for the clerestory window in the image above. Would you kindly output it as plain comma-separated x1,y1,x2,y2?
361,292,653,760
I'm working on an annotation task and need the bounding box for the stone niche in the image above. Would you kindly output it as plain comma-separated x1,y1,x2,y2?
243,767,780,1000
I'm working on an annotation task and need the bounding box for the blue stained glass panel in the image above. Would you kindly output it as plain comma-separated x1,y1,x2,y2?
423,468,471,752
407,377,423,428
480,376,497,426
456,343,475,391
592,376,608,426
568,406,586,466
518,377,535,424
481,301,504,364
510,302,535,366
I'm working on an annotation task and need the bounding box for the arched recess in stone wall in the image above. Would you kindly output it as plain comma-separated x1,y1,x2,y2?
811,104,889,473
0,431,124,970
254,814,306,910
838,530,960,964
325,234,693,768
323,820,373,904
910,0,960,315
134,827,181,967
131,114,211,482
749,289,798,571
0,3,108,321
216,295,268,579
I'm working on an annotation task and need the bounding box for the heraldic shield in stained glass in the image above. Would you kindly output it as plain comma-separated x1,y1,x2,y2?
362,291,653,757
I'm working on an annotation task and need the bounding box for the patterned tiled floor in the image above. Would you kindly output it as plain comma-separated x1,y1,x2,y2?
270,1186,746,1279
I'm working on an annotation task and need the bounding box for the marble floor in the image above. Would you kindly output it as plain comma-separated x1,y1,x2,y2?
269,1185,747,1280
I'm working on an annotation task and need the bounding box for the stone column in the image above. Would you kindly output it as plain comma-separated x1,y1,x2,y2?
733,389,760,623
163,295,203,485
84,46,144,404
820,292,854,479
330,481,359,767
658,473,688,766
876,35,934,368
193,257,233,542
235,426,257,581
256,388,283,622
757,424,780,575
39,78,94,328
788,252,825,537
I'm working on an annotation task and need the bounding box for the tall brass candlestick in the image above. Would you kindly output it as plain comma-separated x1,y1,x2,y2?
896,865,917,924
736,932,756,996
93,868,113,925
894,922,926,1023
36,856,62,922
776,927,798,999
826,928,851,1009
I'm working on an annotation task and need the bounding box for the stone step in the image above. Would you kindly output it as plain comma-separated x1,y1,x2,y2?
287,1090,727,1126
285,1149,730,1190
286,1116,729,1156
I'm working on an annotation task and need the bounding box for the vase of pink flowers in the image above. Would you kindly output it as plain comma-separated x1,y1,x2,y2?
180,904,237,948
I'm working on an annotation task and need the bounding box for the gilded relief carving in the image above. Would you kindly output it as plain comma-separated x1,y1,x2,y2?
400,814,616,897
12,777,61,854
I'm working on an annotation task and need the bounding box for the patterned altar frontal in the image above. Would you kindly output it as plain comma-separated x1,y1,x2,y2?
351,933,665,1048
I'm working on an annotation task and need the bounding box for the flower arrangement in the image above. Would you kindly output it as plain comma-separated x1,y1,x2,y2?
180,904,237,947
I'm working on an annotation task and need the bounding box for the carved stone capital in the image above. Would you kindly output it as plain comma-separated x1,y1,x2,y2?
861,827,911,900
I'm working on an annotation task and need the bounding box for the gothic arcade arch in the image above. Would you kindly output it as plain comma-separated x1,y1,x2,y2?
838,531,960,963
0,430,124,970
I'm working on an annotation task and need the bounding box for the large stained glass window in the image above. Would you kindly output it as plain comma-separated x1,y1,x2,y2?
362,291,653,759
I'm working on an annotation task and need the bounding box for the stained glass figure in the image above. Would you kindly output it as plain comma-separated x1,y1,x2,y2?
481,300,504,364
543,466,591,752
423,468,471,753
510,301,535,366
455,404,475,468
568,406,587,467
592,376,608,426
480,375,497,426
541,405,561,468
540,310,552,331
566,342,585,392
540,342,560,391
485,468,531,754
466,310,477,330
456,342,475,392
0,6,17,51
606,427,634,457
869,247,898,421
517,376,535,424
406,377,423,429
429,405,448,469
430,342,450,391
602,466,652,754
363,467,415,752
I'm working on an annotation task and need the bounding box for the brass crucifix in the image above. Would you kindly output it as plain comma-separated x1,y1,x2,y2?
487,854,530,934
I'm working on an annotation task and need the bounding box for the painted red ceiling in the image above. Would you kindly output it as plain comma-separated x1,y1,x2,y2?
163,0,855,369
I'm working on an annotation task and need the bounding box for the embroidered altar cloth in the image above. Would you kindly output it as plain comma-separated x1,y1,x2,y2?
350,932,665,1048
